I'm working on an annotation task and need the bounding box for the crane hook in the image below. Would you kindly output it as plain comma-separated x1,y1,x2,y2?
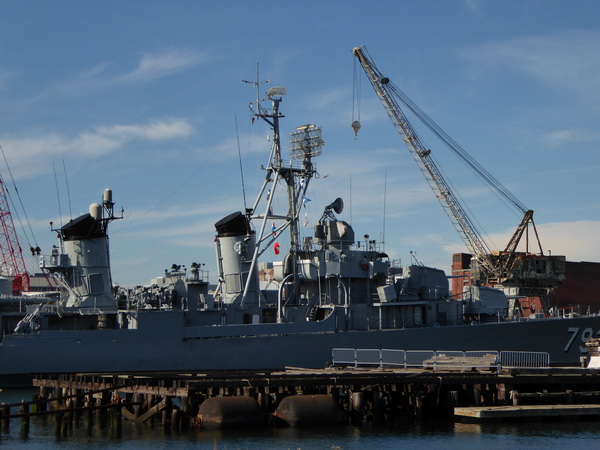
351,120,361,139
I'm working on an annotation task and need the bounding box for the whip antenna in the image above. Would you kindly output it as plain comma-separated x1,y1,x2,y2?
235,114,248,212
62,159,73,220
53,162,63,228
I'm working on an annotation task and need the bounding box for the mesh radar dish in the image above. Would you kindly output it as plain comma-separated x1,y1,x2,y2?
266,86,287,99
290,124,324,160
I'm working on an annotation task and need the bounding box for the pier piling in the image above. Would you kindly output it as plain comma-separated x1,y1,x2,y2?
0,364,598,438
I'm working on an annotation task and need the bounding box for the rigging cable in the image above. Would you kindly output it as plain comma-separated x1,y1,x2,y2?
62,159,73,220
382,169,387,252
235,114,248,213
53,162,63,229
113,119,240,233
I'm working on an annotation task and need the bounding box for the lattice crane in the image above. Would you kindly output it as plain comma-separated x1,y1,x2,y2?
352,46,563,290
0,174,29,294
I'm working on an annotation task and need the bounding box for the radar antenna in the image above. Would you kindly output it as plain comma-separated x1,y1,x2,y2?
319,197,344,223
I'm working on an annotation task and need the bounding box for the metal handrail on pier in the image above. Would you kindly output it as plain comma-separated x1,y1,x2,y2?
332,348,551,372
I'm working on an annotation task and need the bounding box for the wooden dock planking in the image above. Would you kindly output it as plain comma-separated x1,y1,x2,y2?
31,366,600,393
455,404,600,420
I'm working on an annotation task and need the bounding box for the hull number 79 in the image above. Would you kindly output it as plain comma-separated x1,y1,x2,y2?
564,327,599,353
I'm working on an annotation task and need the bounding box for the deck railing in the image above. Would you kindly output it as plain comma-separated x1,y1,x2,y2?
332,348,551,371
499,350,550,368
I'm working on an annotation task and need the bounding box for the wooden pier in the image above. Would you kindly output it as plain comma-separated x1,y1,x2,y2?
1,365,599,436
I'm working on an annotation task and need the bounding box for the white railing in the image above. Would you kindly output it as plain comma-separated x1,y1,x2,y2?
380,349,406,367
332,348,549,371
331,348,357,365
406,350,435,368
355,348,381,366
500,350,550,368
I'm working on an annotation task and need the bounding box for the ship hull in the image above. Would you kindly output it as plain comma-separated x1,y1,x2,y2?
1,314,598,385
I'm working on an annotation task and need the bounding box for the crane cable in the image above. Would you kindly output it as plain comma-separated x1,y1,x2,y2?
356,46,527,216
235,113,248,213
351,59,361,138
388,80,527,216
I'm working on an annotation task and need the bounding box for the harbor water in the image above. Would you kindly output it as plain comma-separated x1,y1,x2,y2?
2,389,600,449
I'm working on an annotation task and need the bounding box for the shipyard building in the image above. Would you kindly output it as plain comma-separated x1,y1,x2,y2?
452,253,600,315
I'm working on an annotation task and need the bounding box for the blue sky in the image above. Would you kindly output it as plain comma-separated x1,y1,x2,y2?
1,0,599,287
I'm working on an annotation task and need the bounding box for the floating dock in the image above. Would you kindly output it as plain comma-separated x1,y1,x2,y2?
455,404,600,420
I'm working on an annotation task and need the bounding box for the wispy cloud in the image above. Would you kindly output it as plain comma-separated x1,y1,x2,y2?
94,120,194,142
462,0,487,16
532,128,599,149
1,118,194,177
269,48,302,80
306,87,348,111
55,62,113,94
43,49,210,99
114,197,240,232
204,132,266,163
460,30,600,94
116,49,210,83
0,67,17,91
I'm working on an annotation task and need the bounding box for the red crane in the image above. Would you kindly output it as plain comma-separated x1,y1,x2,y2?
0,175,30,294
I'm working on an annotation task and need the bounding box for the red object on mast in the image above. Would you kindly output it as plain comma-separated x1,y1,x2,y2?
0,176,30,294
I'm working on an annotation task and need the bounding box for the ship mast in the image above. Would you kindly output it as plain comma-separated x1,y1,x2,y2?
241,84,323,305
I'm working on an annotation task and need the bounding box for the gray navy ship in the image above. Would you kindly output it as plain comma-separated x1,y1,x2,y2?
0,83,599,385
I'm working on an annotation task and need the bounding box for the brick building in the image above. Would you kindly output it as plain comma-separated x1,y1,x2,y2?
451,253,600,314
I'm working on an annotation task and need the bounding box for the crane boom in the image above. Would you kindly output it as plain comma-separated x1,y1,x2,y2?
352,46,501,280
352,46,567,296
